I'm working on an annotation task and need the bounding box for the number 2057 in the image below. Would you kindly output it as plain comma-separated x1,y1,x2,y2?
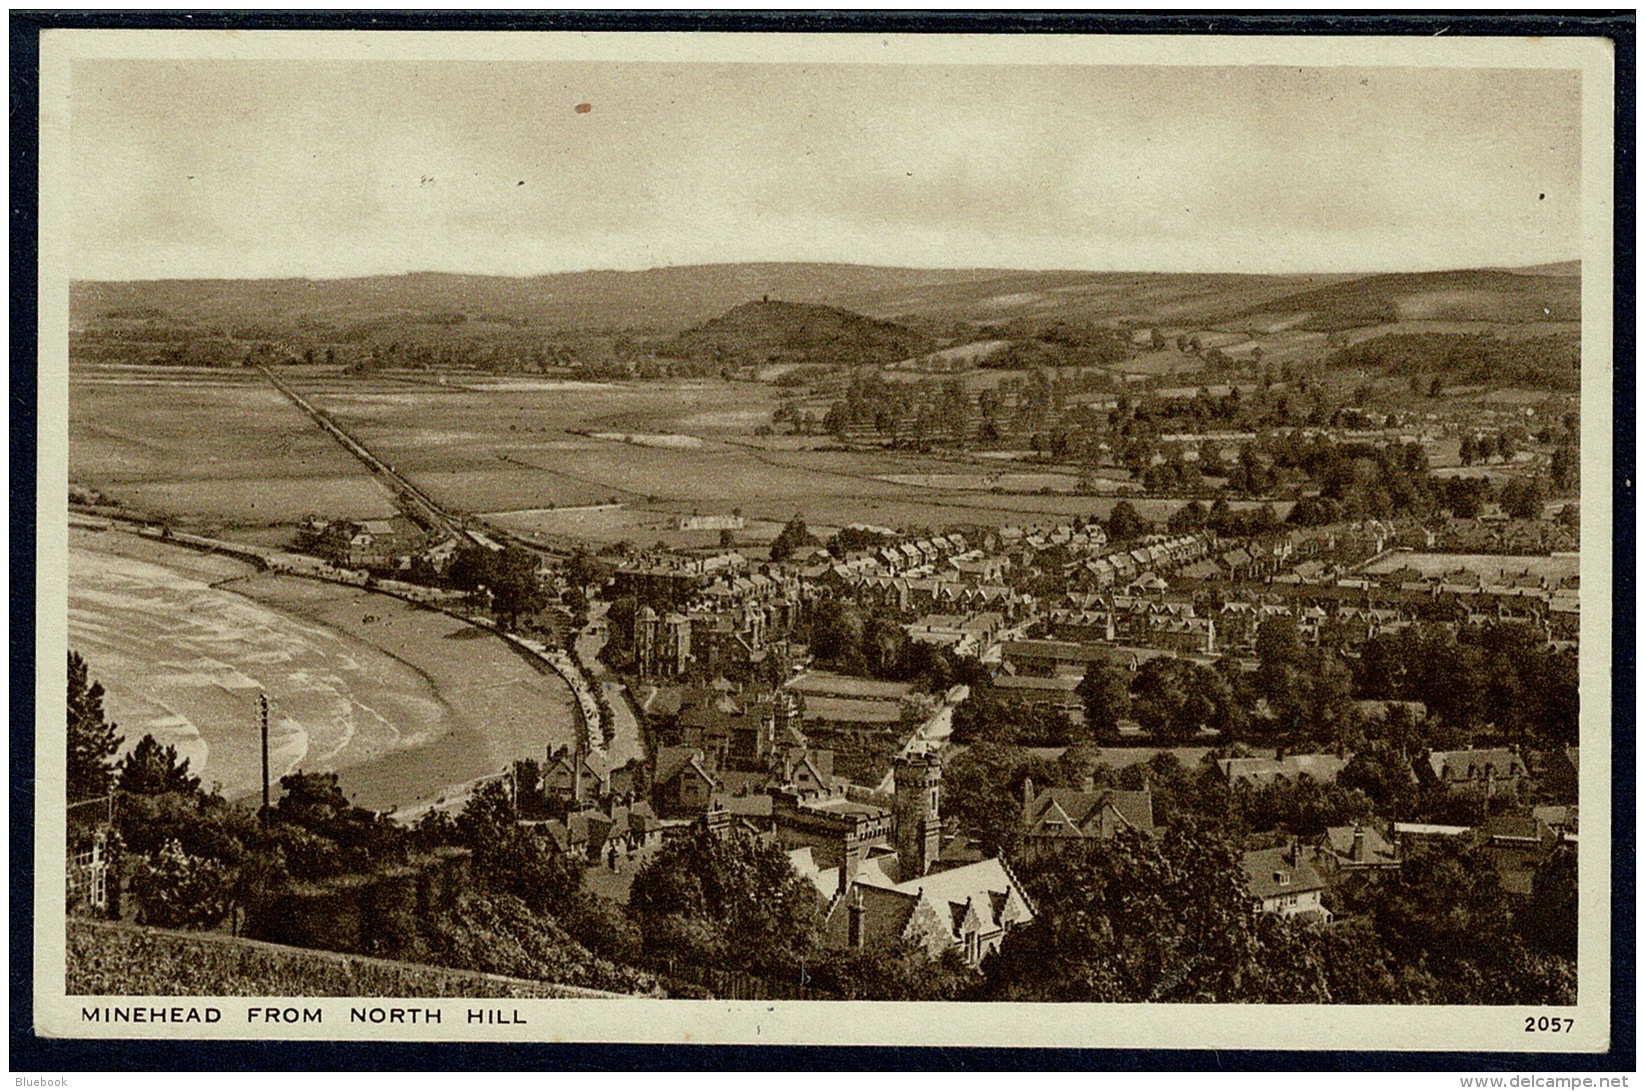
1525,1016,1575,1033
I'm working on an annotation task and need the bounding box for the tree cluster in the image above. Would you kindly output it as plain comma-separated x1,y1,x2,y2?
1355,622,1578,747
447,544,549,625
1329,333,1580,392
627,827,824,980
68,651,121,804
1167,496,1284,537
950,690,1083,749
983,826,1332,1002
767,514,819,562
803,600,986,693
981,823,1573,1005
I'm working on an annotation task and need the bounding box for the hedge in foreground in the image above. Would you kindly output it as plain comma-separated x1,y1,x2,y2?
67,917,640,999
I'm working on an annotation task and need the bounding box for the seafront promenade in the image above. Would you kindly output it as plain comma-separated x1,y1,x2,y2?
69,515,590,815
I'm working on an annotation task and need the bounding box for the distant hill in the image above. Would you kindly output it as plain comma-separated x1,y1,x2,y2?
1224,268,1581,332
656,299,933,366
70,260,1584,343
1328,331,1580,391
72,264,1021,335
831,270,1359,328
1497,260,1581,278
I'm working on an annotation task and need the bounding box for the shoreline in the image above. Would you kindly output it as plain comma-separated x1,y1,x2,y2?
68,526,579,814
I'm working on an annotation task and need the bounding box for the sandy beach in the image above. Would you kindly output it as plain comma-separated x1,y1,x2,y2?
68,526,578,812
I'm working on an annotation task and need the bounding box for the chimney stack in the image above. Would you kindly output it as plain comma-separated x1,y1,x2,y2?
846,889,865,948
1022,776,1035,823
1352,825,1367,863
838,827,862,899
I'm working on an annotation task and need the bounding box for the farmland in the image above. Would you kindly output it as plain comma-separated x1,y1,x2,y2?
70,360,1299,552
67,260,1577,552
70,364,397,530
285,370,1292,544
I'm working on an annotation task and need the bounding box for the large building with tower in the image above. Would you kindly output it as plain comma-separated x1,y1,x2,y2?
785,747,1034,966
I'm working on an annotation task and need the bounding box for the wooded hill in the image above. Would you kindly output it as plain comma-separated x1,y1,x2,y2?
655,299,933,366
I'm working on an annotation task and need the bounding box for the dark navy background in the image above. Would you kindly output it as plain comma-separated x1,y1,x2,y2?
10,9,1633,1073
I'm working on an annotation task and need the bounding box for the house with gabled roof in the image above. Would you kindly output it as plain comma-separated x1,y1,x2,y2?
1425,748,1527,796
588,800,664,862
652,745,722,817
1019,780,1155,864
1308,823,1401,878
784,748,1035,966
1480,813,1560,896
1241,843,1332,924
780,748,836,800
1531,804,1578,838
532,811,593,861
1217,547,1255,581
542,744,611,804
832,855,1035,966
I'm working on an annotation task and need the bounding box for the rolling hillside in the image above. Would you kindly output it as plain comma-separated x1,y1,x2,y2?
72,264,1020,335
71,260,1582,343
832,270,1359,328
1223,269,1581,332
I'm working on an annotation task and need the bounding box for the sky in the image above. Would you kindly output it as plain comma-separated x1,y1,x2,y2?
68,60,1583,280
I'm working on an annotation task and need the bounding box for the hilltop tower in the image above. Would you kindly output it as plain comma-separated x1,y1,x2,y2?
892,748,943,882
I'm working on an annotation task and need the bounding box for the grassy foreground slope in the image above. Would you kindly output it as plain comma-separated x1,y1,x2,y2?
67,918,638,998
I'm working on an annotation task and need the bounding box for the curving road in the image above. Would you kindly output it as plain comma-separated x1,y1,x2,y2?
573,603,646,767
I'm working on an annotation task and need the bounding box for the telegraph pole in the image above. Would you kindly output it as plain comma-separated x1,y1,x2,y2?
258,693,271,823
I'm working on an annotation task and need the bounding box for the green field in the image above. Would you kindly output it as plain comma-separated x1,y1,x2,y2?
70,364,398,528
67,261,1580,546
71,363,1299,545
1362,552,1579,582
286,371,1253,537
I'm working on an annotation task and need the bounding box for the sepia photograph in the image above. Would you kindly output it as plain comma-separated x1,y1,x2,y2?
25,19,1621,1056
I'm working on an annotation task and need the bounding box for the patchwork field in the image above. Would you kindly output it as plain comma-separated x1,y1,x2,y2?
279,372,1238,536
70,364,397,528
69,527,577,812
873,471,1138,494
73,364,1296,548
